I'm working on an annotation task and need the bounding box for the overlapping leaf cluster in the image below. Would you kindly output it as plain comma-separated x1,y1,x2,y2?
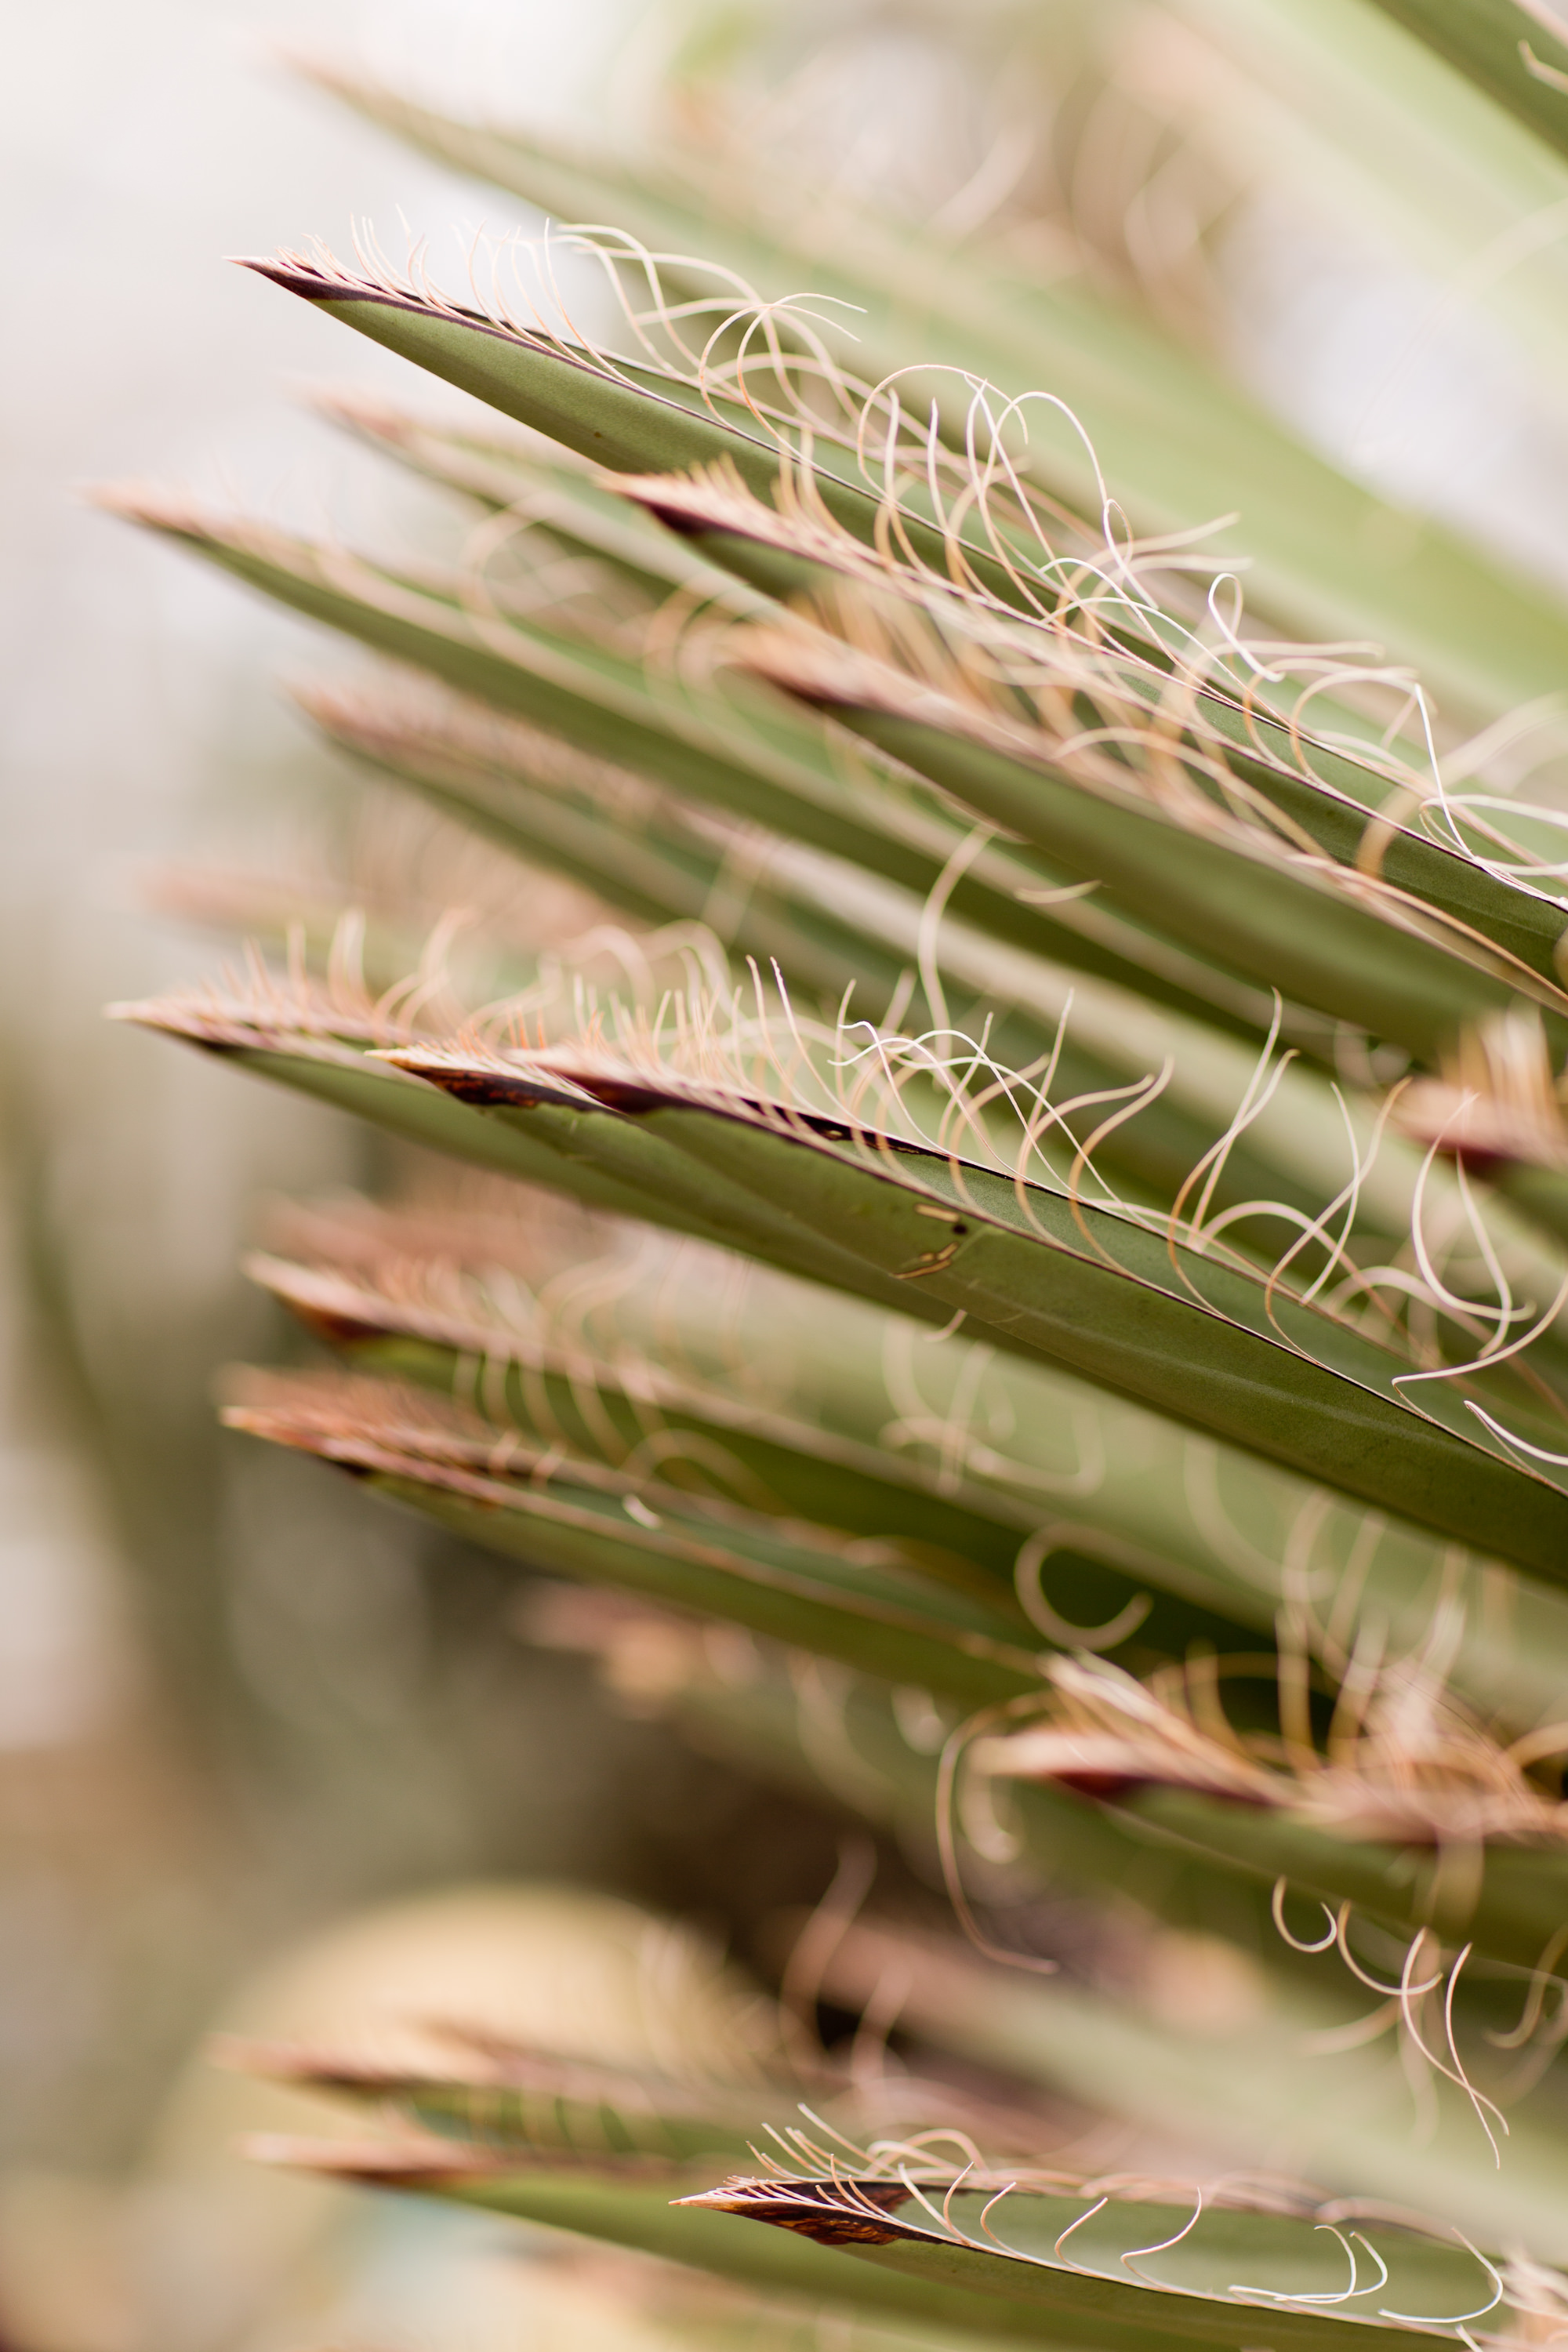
107,2,1568,2342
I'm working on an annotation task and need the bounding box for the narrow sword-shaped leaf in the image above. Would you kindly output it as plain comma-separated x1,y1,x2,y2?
112,488,1226,1007
238,255,1030,604
1024,1773,1568,1980
265,2133,1513,2351
233,2032,1051,2181
119,991,1568,1581
252,1251,1256,1656
404,1203,1568,1730
302,678,1320,1128
1363,0,1568,168
225,1375,1045,1709
312,386,767,615
114,997,967,1310
254,2139,887,2312
615,471,1568,1022
107,1005,706,1234
299,683,1374,1229
97,495,971,899
386,1050,1568,1577
298,74,1568,718
681,2174,1507,2351
227,2038,808,2167
735,625,1568,1062
814,1916,1568,2263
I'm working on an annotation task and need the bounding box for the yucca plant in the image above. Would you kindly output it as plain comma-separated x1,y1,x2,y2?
98,1,1568,2342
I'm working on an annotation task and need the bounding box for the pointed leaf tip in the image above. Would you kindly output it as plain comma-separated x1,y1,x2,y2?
84,481,180,526
676,2178,911,2245
234,254,341,299
241,2130,489,2179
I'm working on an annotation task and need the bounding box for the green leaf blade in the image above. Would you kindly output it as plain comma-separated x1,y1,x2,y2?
1365,0,1568,167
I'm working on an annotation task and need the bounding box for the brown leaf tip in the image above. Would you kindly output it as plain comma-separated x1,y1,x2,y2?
208,2032,427,2092
233,254,358,303
678,2176,911,2248
243,2130,495,2180
84,481,215,537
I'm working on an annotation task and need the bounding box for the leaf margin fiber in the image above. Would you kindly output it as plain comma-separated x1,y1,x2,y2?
381,1044,1568,1580
235,251,1022,607
608,466,1568,1029
222,1370,1047,1710
219,2034,805,2168
248,1248,1277,1663
288,73,1568,720
298,673,1376,1222
252,2129,1517,2350
275,1191,1568,1733
108,484,1229,1020
1030,1774,1568,1984
107,994,712,1236
222,2027,1065,2184
118,984,1568,1583
681,2172,1514,2350
733,622,1568,1065
975,1653,1568,1976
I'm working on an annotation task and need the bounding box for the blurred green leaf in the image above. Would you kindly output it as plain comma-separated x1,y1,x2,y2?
1363,0,1568,166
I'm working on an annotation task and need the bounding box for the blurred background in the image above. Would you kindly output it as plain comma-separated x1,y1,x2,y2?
3,9,840,2343
12,2,1568,2347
